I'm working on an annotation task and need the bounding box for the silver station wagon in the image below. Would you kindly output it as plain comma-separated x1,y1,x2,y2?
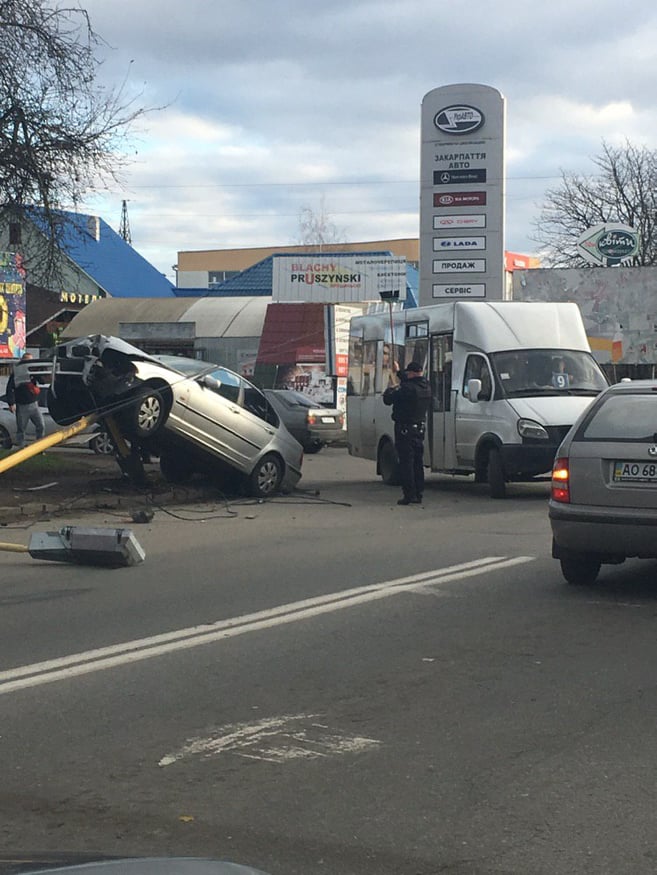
549,380,657,584
48,336,304,497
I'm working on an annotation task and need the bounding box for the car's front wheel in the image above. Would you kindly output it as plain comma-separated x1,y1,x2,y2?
303,439,324,454
249,453,283,498
560,555,602,585
131,387,168,438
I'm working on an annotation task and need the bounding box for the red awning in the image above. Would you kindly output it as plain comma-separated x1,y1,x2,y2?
257,303,326,364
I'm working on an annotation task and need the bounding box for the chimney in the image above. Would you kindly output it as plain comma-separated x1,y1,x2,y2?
86,215,100,241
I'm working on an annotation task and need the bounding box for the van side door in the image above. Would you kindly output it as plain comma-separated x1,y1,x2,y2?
455,353,494,467
429,333,455,470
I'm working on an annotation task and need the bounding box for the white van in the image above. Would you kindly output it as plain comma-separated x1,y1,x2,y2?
346,301,609,498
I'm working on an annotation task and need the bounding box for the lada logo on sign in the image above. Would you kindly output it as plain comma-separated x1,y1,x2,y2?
434,105,484,135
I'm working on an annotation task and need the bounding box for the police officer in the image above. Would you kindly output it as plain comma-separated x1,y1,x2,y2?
383,360,432,505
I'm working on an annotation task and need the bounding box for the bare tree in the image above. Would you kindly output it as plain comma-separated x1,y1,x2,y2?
0,0,151,281
532,140,657,267
296,195,346,250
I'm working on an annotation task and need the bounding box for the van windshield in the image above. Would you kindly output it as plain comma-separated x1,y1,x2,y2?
490,349,608,398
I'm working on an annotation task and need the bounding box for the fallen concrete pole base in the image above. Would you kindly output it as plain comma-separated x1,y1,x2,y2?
26,526,146,567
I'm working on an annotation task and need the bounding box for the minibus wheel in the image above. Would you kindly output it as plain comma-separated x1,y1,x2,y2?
378,440,400,486
487,447,506,499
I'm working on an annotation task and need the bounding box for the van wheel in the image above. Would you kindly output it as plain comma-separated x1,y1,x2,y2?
378,440,400,486
560,556,601,585
487,447,506,499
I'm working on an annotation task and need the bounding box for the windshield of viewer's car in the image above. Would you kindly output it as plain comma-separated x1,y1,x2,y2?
490,349,608,398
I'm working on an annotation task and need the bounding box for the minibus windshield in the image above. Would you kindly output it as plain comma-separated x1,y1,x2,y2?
490,349,608,398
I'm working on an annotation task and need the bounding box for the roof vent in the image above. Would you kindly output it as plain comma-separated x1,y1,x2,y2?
86,215,100,241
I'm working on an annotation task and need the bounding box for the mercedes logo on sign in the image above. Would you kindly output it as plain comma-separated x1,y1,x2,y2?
649,446,657,457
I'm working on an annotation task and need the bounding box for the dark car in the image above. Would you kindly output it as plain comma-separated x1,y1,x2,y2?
263,389,344,453
549,379,657,584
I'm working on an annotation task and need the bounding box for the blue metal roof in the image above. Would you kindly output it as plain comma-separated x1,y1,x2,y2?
204,255,276,297
27,208,175,298
202,252,418,306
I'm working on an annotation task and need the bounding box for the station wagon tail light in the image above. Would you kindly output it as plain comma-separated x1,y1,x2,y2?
307,412,317,425
551,457,570,503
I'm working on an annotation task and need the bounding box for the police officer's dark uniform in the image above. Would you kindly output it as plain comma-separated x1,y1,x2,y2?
383,361,432,505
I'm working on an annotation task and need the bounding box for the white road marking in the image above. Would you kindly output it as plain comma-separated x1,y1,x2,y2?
0,555,534,696
158,713,382,767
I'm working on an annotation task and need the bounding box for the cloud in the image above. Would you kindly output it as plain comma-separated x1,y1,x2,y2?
76,0,657,278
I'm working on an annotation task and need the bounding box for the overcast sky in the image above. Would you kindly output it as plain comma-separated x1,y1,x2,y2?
78,0,657,281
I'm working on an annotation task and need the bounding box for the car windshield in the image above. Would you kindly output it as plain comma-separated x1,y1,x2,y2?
153,355,216,376
490,349,608,398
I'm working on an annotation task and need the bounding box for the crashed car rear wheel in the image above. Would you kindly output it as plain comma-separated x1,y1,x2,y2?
249,453,283,498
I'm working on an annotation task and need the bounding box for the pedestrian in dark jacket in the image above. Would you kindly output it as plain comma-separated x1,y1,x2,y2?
383,360,432,505
6,353,45,449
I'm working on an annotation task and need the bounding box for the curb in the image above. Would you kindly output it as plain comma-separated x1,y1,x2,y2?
0,485,212,524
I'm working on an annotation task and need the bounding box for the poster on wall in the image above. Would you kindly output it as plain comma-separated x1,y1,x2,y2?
0,252,27,358
237,348,259,378
274,363,334,404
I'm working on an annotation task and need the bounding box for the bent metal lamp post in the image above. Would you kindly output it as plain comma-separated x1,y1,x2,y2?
0,526,145,568
0,415,99,475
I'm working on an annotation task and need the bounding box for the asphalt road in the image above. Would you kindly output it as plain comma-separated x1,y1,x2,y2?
1,449,657,875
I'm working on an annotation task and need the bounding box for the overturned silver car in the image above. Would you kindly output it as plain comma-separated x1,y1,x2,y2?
48,336,304,497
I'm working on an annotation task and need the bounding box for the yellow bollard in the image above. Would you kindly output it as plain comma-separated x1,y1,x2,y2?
0,415,98,475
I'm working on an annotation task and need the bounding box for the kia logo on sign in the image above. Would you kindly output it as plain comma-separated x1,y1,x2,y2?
434,105,484,135
438,195,455,205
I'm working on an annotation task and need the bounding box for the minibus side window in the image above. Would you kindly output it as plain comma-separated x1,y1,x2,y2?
361,340,377,396
347,332,363,396
430,334,453,412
